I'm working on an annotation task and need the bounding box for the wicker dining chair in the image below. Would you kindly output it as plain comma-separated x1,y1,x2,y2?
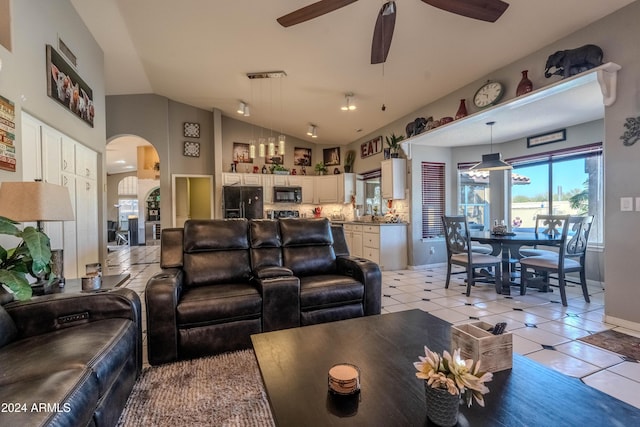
519,215,594,306
442,215,502,296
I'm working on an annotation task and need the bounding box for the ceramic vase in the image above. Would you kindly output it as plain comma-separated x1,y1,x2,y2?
424,383,460,427
516,70,533,96
455,99,468,120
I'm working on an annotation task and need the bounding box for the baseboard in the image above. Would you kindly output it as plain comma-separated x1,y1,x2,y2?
603,315,640,333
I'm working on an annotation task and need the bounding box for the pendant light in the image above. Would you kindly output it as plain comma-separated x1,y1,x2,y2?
469,121,512,171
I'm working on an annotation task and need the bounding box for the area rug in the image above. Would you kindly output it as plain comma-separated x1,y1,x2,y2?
578,330,640,361
117,350,275,427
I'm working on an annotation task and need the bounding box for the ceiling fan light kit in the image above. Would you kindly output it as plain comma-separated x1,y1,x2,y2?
278,0,509,65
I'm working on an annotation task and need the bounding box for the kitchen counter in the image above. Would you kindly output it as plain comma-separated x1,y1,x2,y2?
337,222,408,270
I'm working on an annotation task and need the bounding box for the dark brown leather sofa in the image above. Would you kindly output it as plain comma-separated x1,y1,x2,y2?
0,288,142,427
145,218,381,365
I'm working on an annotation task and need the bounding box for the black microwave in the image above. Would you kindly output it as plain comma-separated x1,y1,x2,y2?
273,186,302,204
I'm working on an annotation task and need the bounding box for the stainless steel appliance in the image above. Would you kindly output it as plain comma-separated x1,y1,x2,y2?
267,209,300,219
273,186,302,204
223,186,264,219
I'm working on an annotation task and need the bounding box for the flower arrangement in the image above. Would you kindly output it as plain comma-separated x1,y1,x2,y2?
414,346,493,407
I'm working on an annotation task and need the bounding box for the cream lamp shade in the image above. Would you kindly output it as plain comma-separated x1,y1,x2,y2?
0,181,75,226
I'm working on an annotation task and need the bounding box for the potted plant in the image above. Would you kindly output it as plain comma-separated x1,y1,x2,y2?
414,346,493,426
385,133,405,158
344,150,356,173
270,164,290,175
0,216,54,301
314,161,328,175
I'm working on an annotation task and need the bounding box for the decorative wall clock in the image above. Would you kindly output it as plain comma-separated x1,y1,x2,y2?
183,122,200,138
473,81,504,109
183,141,200,157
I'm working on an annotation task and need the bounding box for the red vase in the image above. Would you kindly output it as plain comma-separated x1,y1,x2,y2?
516,70,533,96
455,99,467,120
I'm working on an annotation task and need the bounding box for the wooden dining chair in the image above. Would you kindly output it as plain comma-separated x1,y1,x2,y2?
442,215,502,296
519,214,567,257
519,215,594,306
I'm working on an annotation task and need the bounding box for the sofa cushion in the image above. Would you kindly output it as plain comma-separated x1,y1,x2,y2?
184,219,249,252
280,218,333,246
177,283,262,327
0,304,17,347
0,318,136,398
299,275,364,310
184,251,253,287
250,219,284,270
0,368,99,427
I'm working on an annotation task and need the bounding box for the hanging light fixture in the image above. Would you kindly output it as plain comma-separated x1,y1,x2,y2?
469,121,512,171
268,137,276,157
258,137,266,157
278,78,286,155
307,124,318,138
341,93,357,111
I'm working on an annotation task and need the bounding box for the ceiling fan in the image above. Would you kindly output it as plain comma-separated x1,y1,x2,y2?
277,0,509,64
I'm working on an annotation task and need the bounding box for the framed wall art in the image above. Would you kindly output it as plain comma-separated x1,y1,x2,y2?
46,44,94,127
323,147,340,166
183,122,200,138
527,129,566,148
294,147,312,166
183,141,200,157
233,142,253,163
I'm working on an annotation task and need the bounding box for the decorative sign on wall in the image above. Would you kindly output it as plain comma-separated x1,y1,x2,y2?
621,116,640,146
46,45,94,127
0,95,16,172
183,122,200,138
360,136,382,158
527,129,566,148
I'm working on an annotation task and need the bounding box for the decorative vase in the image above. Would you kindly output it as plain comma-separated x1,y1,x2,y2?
424,383,460,427
516,70,533,96
455,99,467,120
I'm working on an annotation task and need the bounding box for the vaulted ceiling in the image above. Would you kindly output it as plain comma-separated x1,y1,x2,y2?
72,0,635,147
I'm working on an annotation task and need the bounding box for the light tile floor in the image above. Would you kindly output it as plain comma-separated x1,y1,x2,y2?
107,246,640,410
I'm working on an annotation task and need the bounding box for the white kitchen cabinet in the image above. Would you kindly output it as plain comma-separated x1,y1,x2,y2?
242,174,262,186
381,158,406,199
343,223,363,258
21,113,99,279
345,223,407,270
222,172,263,186
314,173,355,204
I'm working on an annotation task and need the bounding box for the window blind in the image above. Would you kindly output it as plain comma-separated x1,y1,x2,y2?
421,162,445,238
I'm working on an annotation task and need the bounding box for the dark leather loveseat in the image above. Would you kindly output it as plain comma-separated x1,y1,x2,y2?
0,288,142,427
145,218,381,365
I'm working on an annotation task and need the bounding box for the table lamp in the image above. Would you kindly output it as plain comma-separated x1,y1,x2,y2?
0,181,75,289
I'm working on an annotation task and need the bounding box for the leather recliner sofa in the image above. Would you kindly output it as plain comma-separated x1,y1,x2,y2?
0,288,142,427
145,218,381,366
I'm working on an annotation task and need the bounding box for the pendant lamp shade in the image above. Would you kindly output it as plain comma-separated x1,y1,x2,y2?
470,121,512,171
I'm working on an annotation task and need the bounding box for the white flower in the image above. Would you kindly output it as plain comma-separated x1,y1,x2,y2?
414,346,493,407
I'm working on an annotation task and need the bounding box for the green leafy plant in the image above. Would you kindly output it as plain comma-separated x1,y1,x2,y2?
315,161,328,175
0,216,53,301
385,133,405,156
344,150,356,172
414,346,493,408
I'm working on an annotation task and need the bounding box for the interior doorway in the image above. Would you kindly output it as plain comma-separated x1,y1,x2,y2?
172,174,214,227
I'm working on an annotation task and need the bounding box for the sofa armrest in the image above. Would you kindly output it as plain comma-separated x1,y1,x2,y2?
253,266,294,280
255,275,300,332
336,256,382,316
145,268,183,365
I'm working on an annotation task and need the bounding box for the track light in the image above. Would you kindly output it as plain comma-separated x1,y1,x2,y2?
306,125,318,138
341,93,356,111
236,101,250,116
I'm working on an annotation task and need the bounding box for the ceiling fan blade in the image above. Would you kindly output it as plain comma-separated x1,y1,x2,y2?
277,0,358,27
371,1,396,64
422,0,509,23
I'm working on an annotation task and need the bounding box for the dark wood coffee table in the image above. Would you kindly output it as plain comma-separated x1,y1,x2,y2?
251,309,640,426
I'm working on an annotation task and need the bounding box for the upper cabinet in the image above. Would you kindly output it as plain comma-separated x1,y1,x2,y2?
381,159,406,200
315,173,355,204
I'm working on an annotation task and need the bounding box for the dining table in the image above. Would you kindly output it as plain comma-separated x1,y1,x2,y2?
469,231,563,295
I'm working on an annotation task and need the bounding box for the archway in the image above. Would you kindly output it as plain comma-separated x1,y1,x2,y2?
106,135,160,247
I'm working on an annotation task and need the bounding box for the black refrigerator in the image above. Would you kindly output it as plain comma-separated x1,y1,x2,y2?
222,186,264,219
